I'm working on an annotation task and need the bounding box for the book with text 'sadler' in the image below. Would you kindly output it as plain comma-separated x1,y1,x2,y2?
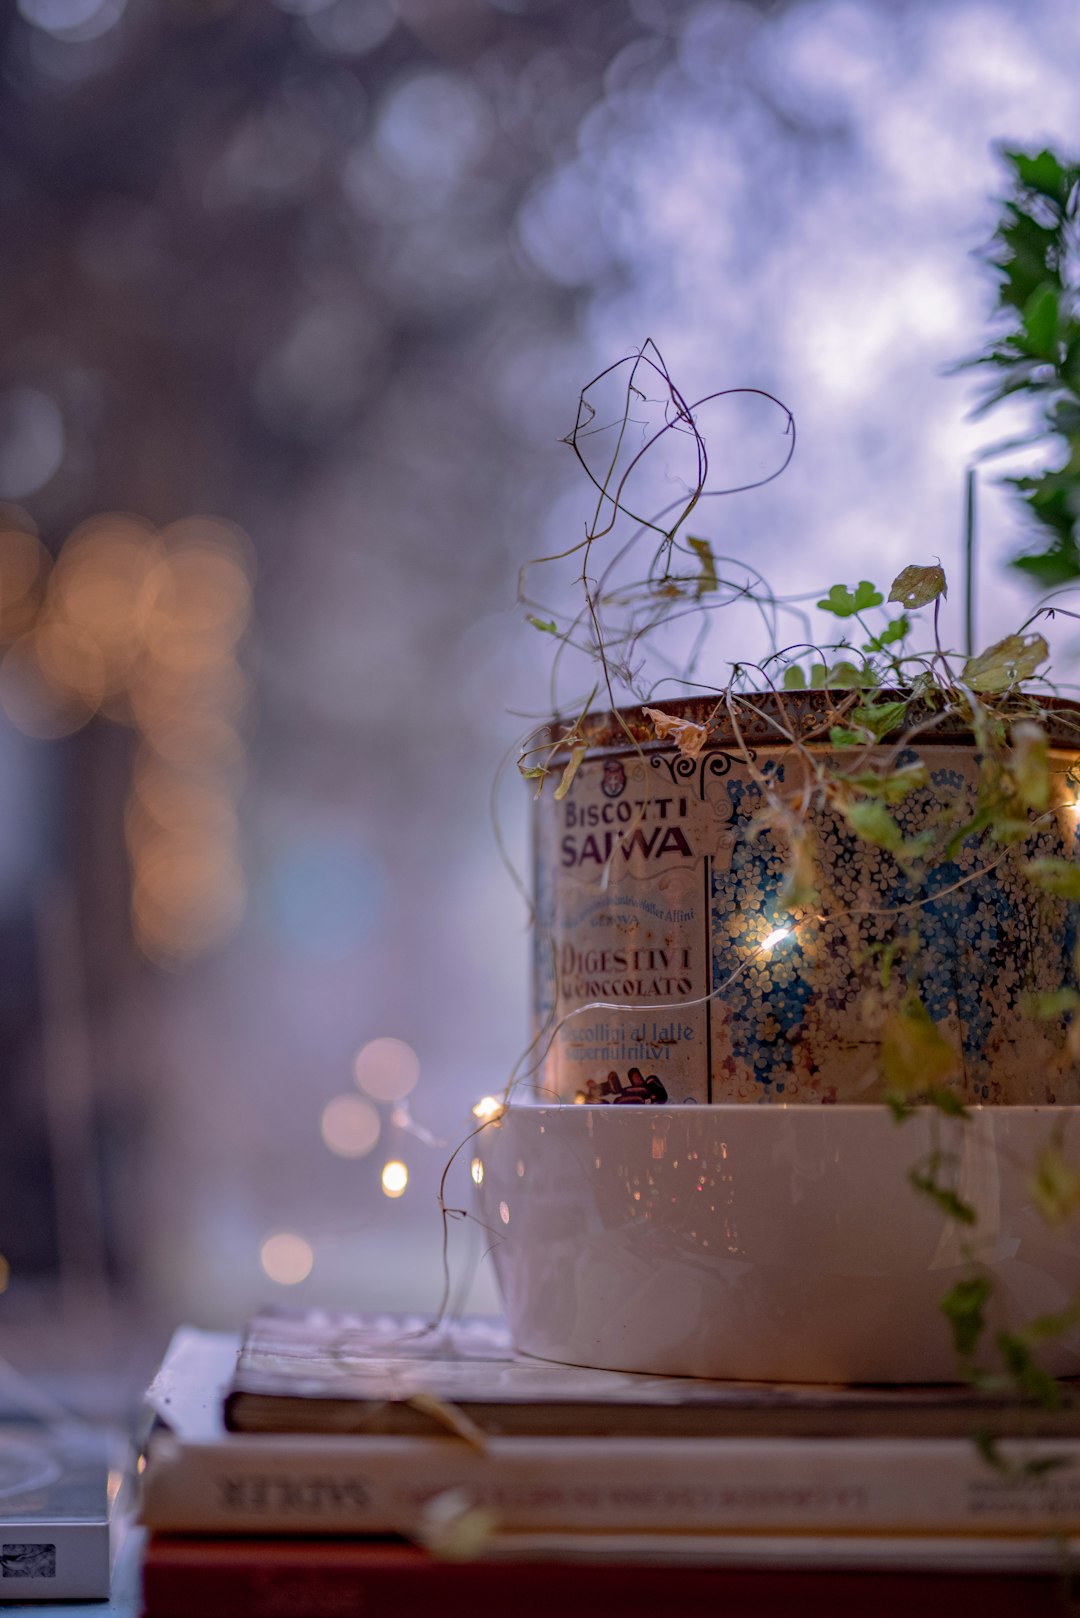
140,1532,1075,1618
224,1306,1080,1441
139,1327,1080,1538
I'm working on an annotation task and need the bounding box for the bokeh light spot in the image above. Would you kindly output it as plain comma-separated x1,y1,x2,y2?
320,1094,381,1158
128,767,239,846
260,1232,314,1285
139,709,245,773
380,1159,408,1198
132,841,245,959
271,0,335,18
17,0,126,39
50,514,161,686
353,1036,420,1101
375,71,490,193
0,506,253,964
0,388,64,500
470,1157,483,1185
304,0,395,56
0,621,106,738
137,535,253,659
0,524,48,644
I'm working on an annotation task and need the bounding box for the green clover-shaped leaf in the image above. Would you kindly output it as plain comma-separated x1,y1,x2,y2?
817,580,884,618
837,762,928,803
851,700,909,740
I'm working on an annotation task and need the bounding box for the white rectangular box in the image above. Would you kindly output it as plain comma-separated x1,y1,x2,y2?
0,1425,115,1600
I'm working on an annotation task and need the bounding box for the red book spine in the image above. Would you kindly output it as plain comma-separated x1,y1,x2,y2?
141,1535,1059,1618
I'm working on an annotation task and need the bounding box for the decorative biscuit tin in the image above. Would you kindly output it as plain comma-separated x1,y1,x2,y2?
531,695,1080,1105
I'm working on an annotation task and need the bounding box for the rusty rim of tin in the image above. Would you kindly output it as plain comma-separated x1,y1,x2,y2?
542,690,1080,757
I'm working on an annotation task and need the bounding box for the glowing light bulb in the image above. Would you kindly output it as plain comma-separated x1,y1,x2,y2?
470,1157,484,1185
381,1160,408,1198
761,927,793,952
472,1095,503,1121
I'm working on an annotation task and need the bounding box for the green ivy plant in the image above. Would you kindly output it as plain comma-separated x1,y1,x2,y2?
506,151,1080,1425
516,376,1080,1421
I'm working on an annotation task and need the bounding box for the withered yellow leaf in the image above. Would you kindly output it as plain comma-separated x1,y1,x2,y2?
643,706,708,757
962,633,1049,692
888,564,947,609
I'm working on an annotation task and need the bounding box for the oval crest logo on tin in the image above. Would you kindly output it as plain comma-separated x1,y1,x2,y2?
601,759,626,798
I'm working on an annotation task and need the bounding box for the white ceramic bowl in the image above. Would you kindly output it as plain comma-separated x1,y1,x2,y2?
476,1105,1080,1384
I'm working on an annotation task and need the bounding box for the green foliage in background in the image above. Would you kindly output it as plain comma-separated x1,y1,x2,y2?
968,147,1080,586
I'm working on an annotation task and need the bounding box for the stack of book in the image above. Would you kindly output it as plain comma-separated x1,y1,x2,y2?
138,1309,1080,1616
